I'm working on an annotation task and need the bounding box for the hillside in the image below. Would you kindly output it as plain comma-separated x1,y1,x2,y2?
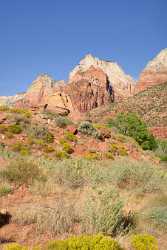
0,106,166,250
0,50,167,249
88,82,167,128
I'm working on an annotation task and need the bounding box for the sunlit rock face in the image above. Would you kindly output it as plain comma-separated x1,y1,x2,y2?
0,54,135,115
136,49,167,92
69,54,135,99
68,66,113,112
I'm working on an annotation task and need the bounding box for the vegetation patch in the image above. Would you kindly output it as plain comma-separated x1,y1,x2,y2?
131,234,158,250
108,113,157,150
78,121,102,139
0,158,43,185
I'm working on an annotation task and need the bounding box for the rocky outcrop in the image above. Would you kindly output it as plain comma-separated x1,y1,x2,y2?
0,54,135,115
68,66,114,112
69,54,135,99
15,74,73,115
136,49,167,92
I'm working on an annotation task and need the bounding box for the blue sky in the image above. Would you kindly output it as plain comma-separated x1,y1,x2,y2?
0,0,167,95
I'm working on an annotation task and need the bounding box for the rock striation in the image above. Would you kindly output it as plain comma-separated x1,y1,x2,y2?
136,49,167,92
0,54,136,114
69,54,135,99
67,66,113,112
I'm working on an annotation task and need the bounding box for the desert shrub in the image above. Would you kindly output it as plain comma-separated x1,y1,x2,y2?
78,121,102,139
43,145,55,154
54,160,86,188
55,150,70,159
11,142,30,155
60,141,74,154
8,124,22,134
13,200,76,235
142,206,167,233
155,139,167,161
10,107,32,118
131,234,158,250
3,243,28,250
84,152,101,160
108,143,128,156
1,158,43,185
108,158,165,193
82,187,126,235
0,148,16,159
0,183,12,196
9,113,31,129
0,105,10,112
108,113,157,150
105,151,115,160
46,234,122,250
55,116,71,128
5,131,14,139
28,125,54,143
0,124,8,133
64,131,77,142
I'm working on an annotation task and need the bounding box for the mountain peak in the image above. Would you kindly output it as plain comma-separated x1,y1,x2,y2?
145,48,167,72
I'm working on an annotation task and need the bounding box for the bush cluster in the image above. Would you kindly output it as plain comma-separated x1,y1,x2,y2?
78,121,102,139
82,187,126,235
131,234,158,250
27,125,54,143
55,116,71,128
4,235,122,250
0,158,43,185
108,113,157,150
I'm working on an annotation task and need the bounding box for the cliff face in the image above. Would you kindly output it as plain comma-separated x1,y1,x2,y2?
68,66,113,112
12,54,135,114
136,49,167,92
69,54,135,99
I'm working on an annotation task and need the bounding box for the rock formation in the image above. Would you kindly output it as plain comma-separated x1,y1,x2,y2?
0,54,136,114
15,74,73,115
69,54,135,99
67,66,114,112
136,48,167,92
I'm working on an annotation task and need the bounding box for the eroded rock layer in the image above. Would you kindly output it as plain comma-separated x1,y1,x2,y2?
136,49,167,92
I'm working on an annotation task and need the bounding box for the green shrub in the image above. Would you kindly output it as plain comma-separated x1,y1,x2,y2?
55,116,71,128
8,124,22,134
10,107,32,118
1,158,43,185
64,131,77,142
131,234,158,250
142,206,167,233
46,234,122,250
55,150,70,159
11,142,30,155
3,243,28,250
84,152,101,160
108,143,128,156
28,125,54,143
0,183,12,196
155,139,167,161
0,124,8,133
61,142,74,154
0,105,10,112
43,145,55,154
5,235,122,250
108,113,157,150
105,151,115,160
78,121,102,139
82,187,126,235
